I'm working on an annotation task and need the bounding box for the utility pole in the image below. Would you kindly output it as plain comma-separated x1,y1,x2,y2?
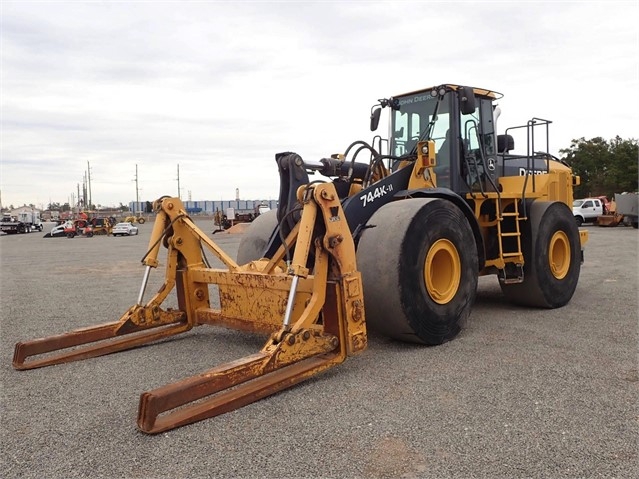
87,161,92,210
83,172,87,209
133,164,139,215
176,164,181,199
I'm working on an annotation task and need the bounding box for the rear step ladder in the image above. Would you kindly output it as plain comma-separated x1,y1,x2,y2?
497,200,525,284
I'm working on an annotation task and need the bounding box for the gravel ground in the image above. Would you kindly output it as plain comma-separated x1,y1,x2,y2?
1,220,637,479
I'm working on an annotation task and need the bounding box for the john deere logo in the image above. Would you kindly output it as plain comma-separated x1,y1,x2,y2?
487,158,496,171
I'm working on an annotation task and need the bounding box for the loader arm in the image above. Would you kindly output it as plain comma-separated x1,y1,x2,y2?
13,183,367,434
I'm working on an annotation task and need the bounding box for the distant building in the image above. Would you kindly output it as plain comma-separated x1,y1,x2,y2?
10,206,42,217
128,199,278,215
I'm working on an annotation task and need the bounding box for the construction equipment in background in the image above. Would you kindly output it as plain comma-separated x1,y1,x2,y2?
13,84,587,434
595,198,624,227
63,218,94,238
124,215,147,224
212,203,271,233
89,217,113,235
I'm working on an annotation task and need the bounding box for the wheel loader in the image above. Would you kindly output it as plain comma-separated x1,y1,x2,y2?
13,84,588,434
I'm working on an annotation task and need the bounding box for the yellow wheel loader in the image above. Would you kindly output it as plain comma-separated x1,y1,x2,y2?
124,215,146,224
13,84,588,433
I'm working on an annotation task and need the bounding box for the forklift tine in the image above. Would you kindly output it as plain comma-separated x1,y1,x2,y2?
138,350,340,434
13,320,189,370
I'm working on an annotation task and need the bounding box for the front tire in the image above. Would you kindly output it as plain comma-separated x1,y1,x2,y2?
501,201,581,308
357,198,478,345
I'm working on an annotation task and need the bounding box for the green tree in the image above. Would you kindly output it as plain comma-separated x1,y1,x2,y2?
561,136,638,198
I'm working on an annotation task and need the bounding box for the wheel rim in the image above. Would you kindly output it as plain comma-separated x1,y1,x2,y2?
548,230,570,280
423,239,461,304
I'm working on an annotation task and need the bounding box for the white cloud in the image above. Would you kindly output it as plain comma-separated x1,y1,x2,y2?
1,1,637,208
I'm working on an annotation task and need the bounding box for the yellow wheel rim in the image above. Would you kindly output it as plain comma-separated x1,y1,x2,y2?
424,239,461,304
549,231,570,280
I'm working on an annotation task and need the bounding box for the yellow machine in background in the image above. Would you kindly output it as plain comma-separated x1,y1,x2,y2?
124,215,146,224
13,84,587,433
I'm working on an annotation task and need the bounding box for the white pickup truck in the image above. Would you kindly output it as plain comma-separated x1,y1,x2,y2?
572,198,605,226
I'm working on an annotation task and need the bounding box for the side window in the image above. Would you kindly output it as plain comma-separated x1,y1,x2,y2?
461,109,480,151
460,98,496,156
433,112,450,152
410,113,421,141
393,112,408,155
582,201,593,208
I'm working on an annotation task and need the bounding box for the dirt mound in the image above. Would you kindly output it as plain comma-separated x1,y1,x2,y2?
224,222,252,234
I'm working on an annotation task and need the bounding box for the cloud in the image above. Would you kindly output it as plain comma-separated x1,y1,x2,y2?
1,1,637,208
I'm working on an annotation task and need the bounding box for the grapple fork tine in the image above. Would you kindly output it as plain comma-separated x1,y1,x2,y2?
138,331,343,434
13,316,189,370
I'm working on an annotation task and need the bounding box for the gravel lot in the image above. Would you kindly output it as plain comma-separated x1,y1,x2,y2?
1,220,637,478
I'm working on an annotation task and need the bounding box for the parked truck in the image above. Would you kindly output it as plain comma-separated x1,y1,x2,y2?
19,211,43,232
615,192,638,228
0,211,43,234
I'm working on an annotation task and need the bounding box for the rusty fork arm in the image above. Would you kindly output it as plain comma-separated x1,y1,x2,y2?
13,206,192,370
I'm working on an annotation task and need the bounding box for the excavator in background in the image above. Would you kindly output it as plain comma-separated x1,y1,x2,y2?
13,84,587,434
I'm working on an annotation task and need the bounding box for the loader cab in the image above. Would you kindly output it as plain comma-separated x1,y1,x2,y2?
387,85,500,194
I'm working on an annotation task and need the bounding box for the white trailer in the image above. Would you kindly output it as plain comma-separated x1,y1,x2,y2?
615,193,638,228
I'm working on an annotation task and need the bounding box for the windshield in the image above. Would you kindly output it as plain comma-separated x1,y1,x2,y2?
391,91,450,157
573,200,584,207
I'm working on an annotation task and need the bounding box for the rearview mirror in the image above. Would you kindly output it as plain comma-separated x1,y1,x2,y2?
458,86,476,115
370,108,382,131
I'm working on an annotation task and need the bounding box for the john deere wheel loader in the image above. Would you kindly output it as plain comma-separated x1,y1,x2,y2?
13,84,587,433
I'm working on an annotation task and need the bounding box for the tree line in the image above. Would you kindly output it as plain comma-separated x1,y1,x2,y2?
560,136,638,199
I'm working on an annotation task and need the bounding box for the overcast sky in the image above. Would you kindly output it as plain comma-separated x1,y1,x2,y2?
1,1,637,209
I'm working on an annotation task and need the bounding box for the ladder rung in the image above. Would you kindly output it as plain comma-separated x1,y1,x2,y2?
500,232,520,237
502,252,523,258
501,212,520,217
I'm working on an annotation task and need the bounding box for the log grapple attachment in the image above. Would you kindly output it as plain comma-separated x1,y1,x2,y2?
13,183,367,433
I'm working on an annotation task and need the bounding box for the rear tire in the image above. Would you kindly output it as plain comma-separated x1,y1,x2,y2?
357,198,478,345
501,201,581,308
138,218,146,224
237,210,278,264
